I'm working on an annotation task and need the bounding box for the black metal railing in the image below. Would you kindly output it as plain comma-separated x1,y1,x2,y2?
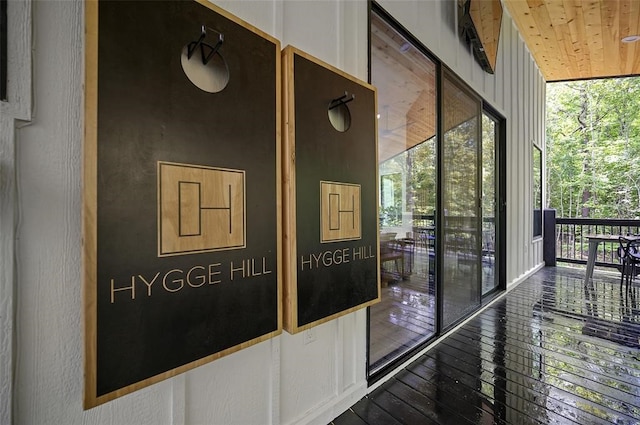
555,217,640,269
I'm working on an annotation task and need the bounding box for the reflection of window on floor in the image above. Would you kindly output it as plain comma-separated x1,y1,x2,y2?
369,274,436,368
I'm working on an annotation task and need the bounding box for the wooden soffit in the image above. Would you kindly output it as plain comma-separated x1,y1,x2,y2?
503,0,640,82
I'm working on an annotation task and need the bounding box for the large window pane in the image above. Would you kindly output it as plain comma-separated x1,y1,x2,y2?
533,144,543,238
441,71,481,329
482,113,498,296
369,12,437,371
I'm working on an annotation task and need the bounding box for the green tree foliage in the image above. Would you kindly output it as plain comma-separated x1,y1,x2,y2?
546,77,640,218
379,137,437,226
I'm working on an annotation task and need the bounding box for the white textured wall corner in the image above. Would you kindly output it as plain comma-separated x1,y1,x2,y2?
1,0,33,423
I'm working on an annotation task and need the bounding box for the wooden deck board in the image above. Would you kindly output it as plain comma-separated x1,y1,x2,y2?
333,266,640,424
369,384,438,425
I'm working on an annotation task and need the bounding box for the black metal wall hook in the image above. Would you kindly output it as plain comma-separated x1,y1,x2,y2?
187,25,224,65
329,91,355,110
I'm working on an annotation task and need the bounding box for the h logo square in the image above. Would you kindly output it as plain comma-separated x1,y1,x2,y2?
320,181,361,243
158,161,246,256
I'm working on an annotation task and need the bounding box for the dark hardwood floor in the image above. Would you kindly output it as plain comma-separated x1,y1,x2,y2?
334,266,640,424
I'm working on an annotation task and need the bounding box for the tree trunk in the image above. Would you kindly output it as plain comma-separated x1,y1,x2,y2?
578,86,591,218
581,189,591,218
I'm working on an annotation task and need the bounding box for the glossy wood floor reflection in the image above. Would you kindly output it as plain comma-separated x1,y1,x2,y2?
369,273,435,368
334,266,640,425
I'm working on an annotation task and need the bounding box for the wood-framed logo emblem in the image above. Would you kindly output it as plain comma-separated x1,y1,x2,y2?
84,0,281,409
158,161,246,256
282,46,380,333
320,181,361,243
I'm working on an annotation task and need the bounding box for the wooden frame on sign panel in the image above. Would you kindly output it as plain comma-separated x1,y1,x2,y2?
282,46,380,334
84,0,281,408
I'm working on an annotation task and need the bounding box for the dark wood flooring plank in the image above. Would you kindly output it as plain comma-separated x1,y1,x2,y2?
347,267,640,425
451,321,640,400
415,347,613,425
394,369,486,425
349,397,404,425
380,378,449,425
331,409,369,425
460,312,640,384
488,291,640,347
444,332,640,424
459,313,640,402
408,356,573,425
446,323,640,422
369,383,439,425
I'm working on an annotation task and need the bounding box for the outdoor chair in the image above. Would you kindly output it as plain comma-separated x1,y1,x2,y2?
617,236,640,294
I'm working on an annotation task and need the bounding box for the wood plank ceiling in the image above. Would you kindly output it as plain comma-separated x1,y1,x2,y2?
371,12,437,162
372,14,479,162
503,0,640,82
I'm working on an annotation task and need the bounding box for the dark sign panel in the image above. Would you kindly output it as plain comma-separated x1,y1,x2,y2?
282,46,380,333
84,0,281,408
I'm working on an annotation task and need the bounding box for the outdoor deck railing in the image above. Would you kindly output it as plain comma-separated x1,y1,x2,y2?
555,217,640,269
393,214,639,270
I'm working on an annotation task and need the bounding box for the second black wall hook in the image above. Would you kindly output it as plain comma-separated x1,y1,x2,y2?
328,91,354,132
329,91,355,110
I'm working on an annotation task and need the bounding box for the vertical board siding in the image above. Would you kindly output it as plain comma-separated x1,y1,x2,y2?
340,1,368,80
211,0,280,39
507,22,516,283
184,342,274,425
519,34,527,275
17,1,102,423
417,1,439,57
533,60,537,146
282,1,340,64
510,23,519,282
0,118,15,425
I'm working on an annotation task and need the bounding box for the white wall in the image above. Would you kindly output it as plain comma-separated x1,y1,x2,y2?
0,1,544,424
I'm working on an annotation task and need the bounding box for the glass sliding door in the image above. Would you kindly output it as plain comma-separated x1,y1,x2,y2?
482,113,498,296
441,70,482,330
368,6,505,379
368,11,437,373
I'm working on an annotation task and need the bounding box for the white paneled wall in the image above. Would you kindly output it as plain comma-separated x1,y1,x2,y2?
0,1,545,424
